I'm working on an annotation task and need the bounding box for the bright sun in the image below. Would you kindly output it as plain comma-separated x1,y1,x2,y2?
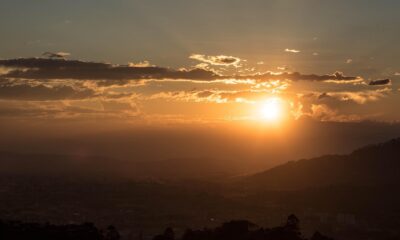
259,97,283,122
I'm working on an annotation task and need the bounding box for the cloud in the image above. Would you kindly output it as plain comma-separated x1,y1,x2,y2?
189,54,242,67
317,88,390,104
0,58,360,85
149,88,290,105
0,66,25,75
128,61,153,67
42,52,71,59
277,66,289,71
1,53,392,123
285,48,300,53
310,104,337,121
247,71,360,83
0,94,139,119
0,58,219,83
0,80,96,101
369,79,391,86
309,104,362,122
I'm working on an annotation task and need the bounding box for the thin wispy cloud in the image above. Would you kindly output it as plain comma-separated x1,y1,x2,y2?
0,80,96,101
42,52,71,59
285,49,300,53
317,88,391,104
189,54,242,67
128,61,153,67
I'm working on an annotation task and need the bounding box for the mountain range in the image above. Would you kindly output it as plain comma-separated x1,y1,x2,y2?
237,138,400,191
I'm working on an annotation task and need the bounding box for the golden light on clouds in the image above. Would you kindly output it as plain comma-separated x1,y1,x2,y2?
0,54,395,123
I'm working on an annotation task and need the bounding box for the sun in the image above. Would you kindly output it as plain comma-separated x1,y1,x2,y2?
259,97,283,122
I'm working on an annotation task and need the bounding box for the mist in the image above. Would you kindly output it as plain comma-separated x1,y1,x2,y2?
2,118,400,180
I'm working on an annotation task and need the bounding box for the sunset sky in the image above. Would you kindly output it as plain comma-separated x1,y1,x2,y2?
1,0,400,126
3,3,400,239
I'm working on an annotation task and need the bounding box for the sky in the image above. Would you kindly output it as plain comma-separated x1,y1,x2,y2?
1,1,400,167
1,0,400,71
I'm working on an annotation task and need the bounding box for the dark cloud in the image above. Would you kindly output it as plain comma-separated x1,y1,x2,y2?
318,92,329,100
0,80,96,100
369,79,391,86
196,90,214,98
0,58,359,84
42,52,71,59
312,88,391,104
0,58,218,83
247,71,360,83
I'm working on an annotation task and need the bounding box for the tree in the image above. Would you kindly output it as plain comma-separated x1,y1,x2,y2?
153,227,175,240
105,225,120,240
286,215,300,231
311,231,333,240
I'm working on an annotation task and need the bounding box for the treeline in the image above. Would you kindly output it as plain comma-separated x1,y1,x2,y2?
0,215,332,240
154,215,333,240
0,220,120,240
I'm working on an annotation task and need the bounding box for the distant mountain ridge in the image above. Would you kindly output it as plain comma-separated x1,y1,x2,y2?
239,138,400,190
0,152,249,181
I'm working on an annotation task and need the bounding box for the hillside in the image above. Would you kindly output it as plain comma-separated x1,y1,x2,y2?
238,138,400,190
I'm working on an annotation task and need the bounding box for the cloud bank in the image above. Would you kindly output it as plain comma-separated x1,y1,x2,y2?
0,58,361,84
0,55,393,122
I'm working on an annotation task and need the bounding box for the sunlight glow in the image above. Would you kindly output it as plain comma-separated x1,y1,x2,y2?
259,97,283,122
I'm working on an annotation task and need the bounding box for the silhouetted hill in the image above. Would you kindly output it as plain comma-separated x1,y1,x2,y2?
238,138,400,190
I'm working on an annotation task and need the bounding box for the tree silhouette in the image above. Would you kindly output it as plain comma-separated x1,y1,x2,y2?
105,225,120,240
153,227,175,240
0,220,111,240
179,215,332,240
285,214,301,236
311,232,334,240
0,215,335,240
